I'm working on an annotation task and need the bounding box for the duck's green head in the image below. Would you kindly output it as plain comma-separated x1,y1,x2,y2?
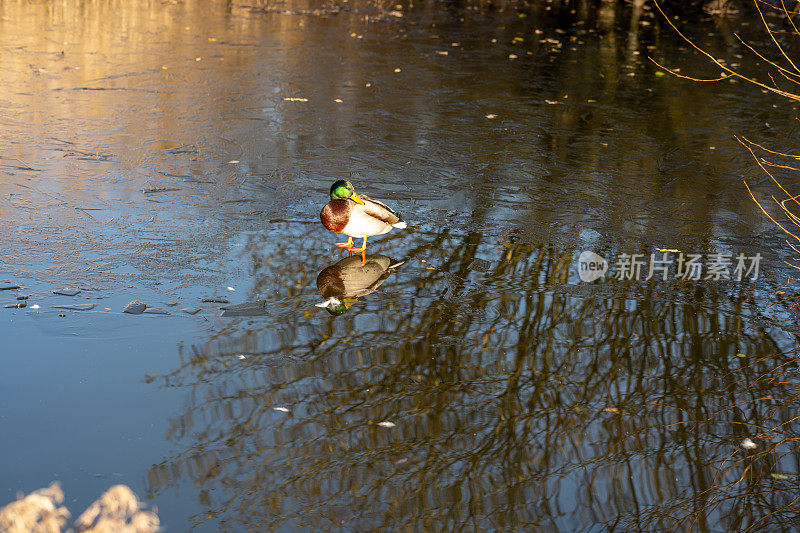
322,296,358,316
330,180,364,205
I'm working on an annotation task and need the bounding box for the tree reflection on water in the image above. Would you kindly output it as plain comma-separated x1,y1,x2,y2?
145,227,800,531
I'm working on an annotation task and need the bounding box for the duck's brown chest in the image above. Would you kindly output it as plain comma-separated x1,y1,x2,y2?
320,199,351,233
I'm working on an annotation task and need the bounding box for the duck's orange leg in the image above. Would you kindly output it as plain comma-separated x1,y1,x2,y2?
349,236,368,265
335,236,354,255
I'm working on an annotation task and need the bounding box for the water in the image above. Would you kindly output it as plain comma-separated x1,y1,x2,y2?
2,0,800,530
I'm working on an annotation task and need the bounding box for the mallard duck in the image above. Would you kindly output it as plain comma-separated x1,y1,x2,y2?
315,254,404,315
320,180,407,264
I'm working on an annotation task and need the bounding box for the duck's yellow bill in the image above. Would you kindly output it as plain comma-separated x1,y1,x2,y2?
342,297,358,310
350,193,365,205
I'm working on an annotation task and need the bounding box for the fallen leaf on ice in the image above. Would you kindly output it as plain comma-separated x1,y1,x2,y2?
741,438,757,450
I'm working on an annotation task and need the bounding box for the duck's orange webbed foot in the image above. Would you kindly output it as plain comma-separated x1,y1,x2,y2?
335,237,354,254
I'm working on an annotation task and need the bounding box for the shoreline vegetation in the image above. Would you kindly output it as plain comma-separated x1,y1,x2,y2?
653,0,800,268
0,483,158,533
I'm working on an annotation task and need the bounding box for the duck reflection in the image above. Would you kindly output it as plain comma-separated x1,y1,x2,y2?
316,254,404,315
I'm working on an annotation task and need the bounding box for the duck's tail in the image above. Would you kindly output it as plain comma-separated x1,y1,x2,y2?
392,221,407,229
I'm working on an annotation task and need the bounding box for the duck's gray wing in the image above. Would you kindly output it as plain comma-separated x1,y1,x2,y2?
360,194,403,225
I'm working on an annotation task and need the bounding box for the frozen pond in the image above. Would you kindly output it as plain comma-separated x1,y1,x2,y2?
1,0,800,530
